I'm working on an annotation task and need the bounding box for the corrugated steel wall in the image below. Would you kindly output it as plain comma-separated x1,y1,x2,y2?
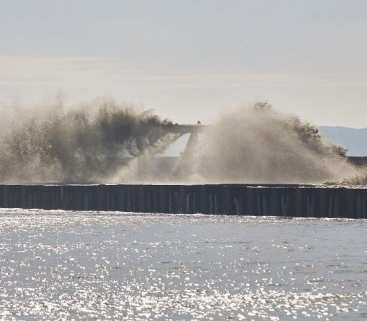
0,184,365,218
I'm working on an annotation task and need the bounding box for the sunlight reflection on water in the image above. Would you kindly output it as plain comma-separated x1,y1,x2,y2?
0,209,366,320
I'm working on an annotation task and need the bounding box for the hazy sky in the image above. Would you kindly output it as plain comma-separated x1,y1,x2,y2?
1,0,367,126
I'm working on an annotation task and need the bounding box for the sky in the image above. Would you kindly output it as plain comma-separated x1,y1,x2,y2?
1,0,367,127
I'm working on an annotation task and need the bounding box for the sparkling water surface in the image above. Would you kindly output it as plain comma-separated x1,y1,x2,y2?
0,209,366,321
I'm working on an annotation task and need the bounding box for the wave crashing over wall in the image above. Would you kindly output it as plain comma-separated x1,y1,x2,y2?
0,100,360,184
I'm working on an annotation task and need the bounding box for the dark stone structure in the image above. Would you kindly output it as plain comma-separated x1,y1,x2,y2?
0,184,366,218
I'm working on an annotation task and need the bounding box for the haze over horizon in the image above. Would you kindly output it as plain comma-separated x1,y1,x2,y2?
1,0,367,127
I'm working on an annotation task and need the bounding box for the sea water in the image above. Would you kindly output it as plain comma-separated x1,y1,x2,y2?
0,209,366,320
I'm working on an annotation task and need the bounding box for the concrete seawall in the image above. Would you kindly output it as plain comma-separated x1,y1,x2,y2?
0,184,366,218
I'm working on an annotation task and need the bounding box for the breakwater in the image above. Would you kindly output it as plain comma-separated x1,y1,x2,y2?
0,184,366,218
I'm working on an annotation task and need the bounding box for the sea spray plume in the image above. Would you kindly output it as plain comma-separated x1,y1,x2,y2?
182,103,358,183
109,133,182,183
0,100,178,183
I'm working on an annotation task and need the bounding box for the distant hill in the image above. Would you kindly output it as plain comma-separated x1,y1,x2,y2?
319,126,367,156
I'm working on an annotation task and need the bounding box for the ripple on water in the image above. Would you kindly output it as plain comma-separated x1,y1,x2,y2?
0,209,366,320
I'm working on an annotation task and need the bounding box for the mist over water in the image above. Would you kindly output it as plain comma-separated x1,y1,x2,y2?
0,100,360,184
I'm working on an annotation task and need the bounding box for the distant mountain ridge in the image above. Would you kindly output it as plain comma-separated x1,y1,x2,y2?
319,126,367,156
